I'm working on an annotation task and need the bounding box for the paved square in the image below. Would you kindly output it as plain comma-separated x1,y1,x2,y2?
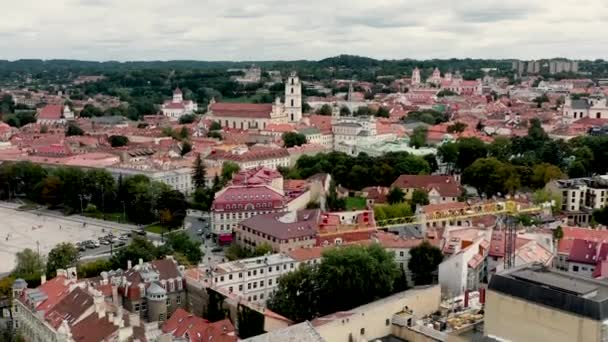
0,207,108,273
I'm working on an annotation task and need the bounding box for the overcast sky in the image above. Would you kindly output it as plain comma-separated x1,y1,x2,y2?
2,0,607,61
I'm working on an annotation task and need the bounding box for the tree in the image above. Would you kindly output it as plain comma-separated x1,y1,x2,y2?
205,288,228,322
156,190,188,229
110,237,158,269
437,89,457,97
302,102,312,113
387,187,405,204
340,106,351,116
438,143,458,173
423,154,438,173
326,181,346,211
165,231,203,265
179,114,196,124
488,137,512,162
553,225,564,241
282,132,307,148
568,161,587,178
179,126,190,140
408,241,443,285
411,189,430,207
593,207,608,226
181,141,192,156
192,153,207,189
221,162,240,184
462,158,520,197
40,124,48,133
77,259,112,278
447,122,467,134
376,107,390,118
209,121,222,130
317,244,400,315
193,187,215,211
12,248,45,282
455,137,488,171
316,104,333,116
79,104,103,118
267,265,320,323
530,163,563,189
65,122,84,136
46,243,79,278
409,126,427,148
207,131,222,140
108,135,129,147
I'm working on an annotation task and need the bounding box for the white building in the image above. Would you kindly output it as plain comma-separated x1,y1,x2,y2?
161,88,198,120
199,253,299,306
108,164,195,195
546,176,608,225
562,94,608,123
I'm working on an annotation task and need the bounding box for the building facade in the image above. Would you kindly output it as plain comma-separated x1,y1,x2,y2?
161,88,198,120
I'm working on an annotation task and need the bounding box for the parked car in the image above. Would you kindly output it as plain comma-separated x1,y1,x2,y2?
211,247,223,253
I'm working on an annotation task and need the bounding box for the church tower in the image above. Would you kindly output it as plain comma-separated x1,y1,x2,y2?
173,88,183,103
285,72,302,123
412,67,421,85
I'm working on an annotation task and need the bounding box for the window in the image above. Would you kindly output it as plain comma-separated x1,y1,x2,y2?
229,286,233,293
399,251,404,257
134,304,140,312
253,270,257,276
253,295,257,301
260,293,264,299
159,314,165,321
260,280,264,287
229,274,233,280
386,318,390,326
269,279,273,286
177,295,182,304
166,298,171,306
239,284,243,291
239,273,243,278
220,276,224,282
268,267,272,272
253,282,257,289
360,328,365,335
248,283,252,290
573,265,579,272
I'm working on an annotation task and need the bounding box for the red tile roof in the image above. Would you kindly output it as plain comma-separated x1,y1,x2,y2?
210,103,273,118
391,175,461,197
372,231,425,249
207,147,289,163
34,276,71,312
163,308,237,342
38,104,63,120
45,287,94,329
212,184,287,211
231,166,282,187
557,227,608,255
240,209,321,240
164,102,186,109
70,312,118,342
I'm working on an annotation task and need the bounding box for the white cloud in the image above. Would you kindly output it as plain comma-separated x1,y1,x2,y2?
0,0,606,61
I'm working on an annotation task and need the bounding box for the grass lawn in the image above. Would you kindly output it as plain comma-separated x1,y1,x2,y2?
345,196,367,210
83,212,127,224
144,223,165,234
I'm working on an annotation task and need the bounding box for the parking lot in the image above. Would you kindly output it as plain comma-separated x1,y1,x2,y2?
0,206,124,273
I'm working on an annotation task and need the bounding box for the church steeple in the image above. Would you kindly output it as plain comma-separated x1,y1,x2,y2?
284,71,302,123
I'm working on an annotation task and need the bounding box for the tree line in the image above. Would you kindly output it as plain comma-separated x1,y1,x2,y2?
0,161,187,226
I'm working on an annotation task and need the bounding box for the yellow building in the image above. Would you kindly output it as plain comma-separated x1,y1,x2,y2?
485,264,608,342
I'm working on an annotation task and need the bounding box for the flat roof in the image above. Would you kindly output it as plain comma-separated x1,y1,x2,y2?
489,264,608,320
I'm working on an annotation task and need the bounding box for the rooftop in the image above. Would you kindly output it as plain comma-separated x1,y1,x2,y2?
489,264,608,321
241,321,325,342
240,209,321,240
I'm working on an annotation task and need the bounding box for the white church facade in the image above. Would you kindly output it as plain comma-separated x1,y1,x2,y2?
206,71,303,129
161,88,198,120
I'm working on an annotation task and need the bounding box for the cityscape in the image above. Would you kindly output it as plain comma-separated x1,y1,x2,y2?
2,1,608,342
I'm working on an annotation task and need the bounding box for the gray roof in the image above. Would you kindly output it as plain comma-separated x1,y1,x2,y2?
489,264,608,321
147,282,166,296
12,278,27,289
298,127,321,135
334,122,362,128
240,209,321,240
242,321,326,342
571,99,590,110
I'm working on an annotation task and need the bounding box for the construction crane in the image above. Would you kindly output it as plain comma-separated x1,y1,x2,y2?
320,200,554,269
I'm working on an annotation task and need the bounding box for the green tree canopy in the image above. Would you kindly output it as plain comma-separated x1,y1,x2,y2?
408,241,443,285
108,135,129,147
282,132,307,148
65,122,84,136
409,127,428,148
192,153,207,189
46,243,79,278
387,187,405,204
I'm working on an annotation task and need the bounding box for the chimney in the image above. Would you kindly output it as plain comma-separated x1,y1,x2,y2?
41,275,46,285
112,285,120,306
127,260,132,269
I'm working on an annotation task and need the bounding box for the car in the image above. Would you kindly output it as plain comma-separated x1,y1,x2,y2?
100,240,110,245
93,241,100,248
197,229,203,234
211,247,223,253
119,235,128,241
198,217,204,222
78,245,86,252
205,233,211,239
136,231,147,236
115,241,126,247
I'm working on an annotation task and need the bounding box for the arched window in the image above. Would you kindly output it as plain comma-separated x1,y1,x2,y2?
597,112,602,119
291,99,294,107
291,87,294,94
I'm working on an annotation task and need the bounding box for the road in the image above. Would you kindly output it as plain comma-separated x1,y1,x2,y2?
183,210,227,266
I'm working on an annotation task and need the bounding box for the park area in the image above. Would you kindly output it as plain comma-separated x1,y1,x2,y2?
0,206,108,274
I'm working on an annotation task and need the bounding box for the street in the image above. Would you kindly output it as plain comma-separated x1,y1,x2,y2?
183,210,227,266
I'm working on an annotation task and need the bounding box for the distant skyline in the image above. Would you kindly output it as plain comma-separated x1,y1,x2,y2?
2,0,607,61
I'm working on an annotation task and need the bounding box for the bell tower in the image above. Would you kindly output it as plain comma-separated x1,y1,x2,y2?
285,71,302,123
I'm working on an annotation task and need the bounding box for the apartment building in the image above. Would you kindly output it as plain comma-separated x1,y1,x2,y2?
193,253,300,306
235,209,321,253
210,184,288,242
546,176,608,225
391,175,461,204
486,265,608,342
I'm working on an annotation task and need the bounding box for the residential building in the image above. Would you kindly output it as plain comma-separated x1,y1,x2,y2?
546,176,608,225
438,227,492,296
231,166,284,191
94,258,187,322
370,231,424,286
191,253,300,306
12,268,146,342
563,239,608,278
562,94,608,122
486,264,608,342
108,164,195,195
554,227,608,272
311,286,441,342
161,88,198,120
211,184,288,241
391,175,461,204
235,209,321,253
206,147,291,170
162,307,237,341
